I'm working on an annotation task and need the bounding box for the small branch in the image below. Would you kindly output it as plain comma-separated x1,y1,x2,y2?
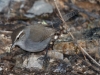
79,45,100,67
0,30,12,34
54,0,67,25
54,0,75,40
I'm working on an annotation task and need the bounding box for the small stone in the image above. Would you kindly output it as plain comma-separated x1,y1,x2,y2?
0,67,2,71
15,53,44,69
27,0,53,16
76,26,82,31
64,58,71,66
48,50,63,60
54,35,58,40
53,63,66,73
0,0,10,12
9,74,14,75
22,54,43,69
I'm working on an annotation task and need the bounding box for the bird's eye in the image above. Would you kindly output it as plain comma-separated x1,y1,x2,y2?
14,30,25,42
17,32,24,40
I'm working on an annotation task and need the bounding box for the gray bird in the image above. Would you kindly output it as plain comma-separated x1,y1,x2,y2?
10,10,78,52
10,24,55,52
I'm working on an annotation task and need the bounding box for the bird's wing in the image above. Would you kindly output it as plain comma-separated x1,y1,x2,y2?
29,25,55,42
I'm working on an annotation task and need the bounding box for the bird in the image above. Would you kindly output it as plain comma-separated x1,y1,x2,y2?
10,10,78,52
10,24,55,52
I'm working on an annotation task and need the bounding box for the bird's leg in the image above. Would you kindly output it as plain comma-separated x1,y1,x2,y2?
22,51,31,58
43,46,50,69
21,51,31,65
37,46,50,69
42,40,56,69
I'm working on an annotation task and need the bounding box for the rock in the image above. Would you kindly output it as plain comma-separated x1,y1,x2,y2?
53,63,67,73
0,67,2,71
14,50,64,69
22,54,43,69
64,58,71,66
48,50,63,60
53,58,72,73
14,53,44,69
53,42,76,55
26,0,53,16
0,0,10,12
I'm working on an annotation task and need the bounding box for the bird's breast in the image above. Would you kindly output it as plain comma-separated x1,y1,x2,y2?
23,37,51,52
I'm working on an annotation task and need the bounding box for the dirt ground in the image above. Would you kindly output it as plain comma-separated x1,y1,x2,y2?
0,0,100,75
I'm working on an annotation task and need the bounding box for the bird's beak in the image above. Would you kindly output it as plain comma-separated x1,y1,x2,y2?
10,44,15,52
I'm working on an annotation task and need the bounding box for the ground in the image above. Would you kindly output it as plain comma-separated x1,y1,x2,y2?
0,0,100,75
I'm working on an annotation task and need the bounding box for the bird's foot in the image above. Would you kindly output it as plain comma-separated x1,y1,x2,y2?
21,52,31,64
38,55,50,69
22,52,31,58
54,63,67,73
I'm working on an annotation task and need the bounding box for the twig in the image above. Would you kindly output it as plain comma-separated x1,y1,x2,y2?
53,0,67,25
82,57,100,73
79,45,100,67
0,30,12,33
68,32,75,40
54,0,75,40
0,30,12,34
